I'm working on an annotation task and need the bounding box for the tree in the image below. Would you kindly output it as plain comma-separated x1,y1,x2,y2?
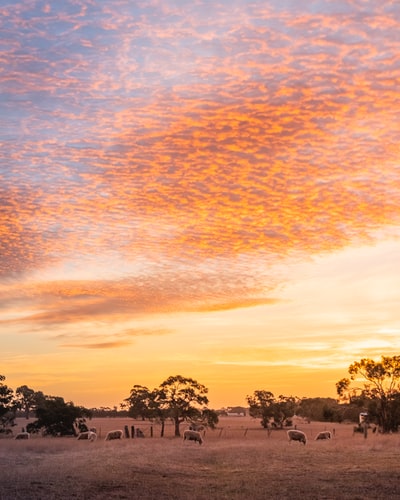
246,390,297,428
268,395,297,427
0,375,16,433
15,385,36,419
124,385,170,436
27,396,92,436
247,390,275,428
124,385,154,420
336,355,400,433
297,397,343,423
199,408,219,429
158,375,209,437
123,376,217,437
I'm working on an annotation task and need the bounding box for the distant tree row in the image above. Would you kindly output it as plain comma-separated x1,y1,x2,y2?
246,356,400,433
2,356,400,436
246,392,351,427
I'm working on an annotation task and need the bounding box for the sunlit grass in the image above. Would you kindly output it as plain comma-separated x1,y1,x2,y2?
1,418,400,498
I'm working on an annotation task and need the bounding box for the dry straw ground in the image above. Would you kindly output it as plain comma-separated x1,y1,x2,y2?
1,417,400,499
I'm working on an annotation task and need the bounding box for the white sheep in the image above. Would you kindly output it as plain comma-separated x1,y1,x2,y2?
287,429,307,445
14,432,30,440
87,430,97,441
77,430,97,442
183,429,203,445
105,429,123,441
188,423,206,434
315,431,331,440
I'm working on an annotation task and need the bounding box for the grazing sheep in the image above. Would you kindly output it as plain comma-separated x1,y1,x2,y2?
77,430,97,442
87,431,97,441
287,429,307,445
315,431,331,441
189,423,206,434
105,429,123,441
14,432,30,440
183,429,203,445
77,431,89,440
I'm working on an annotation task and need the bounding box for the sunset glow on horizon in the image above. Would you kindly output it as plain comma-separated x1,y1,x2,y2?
1,0,400,409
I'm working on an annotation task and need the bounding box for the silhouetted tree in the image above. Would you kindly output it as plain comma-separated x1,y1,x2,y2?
124,385,154,420
27,396,92,436
337,355,400,433
0,375,16,433
122,376,223,437
247,390,275,428
158,375,209,437
247,390,297,428
123,384,170,436
297,397,343,422
200,408,219,429
15,385,36,419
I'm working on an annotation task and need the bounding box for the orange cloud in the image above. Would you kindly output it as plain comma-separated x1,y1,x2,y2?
1,0,399,341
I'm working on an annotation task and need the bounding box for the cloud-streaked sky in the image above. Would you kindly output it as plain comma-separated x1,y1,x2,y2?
1,0,400,408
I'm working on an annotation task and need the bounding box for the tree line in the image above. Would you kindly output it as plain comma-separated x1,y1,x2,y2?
247,355,400,433
2,356,400,436
0,374,218,437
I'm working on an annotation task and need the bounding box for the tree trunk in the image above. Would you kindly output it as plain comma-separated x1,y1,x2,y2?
174,417,180,437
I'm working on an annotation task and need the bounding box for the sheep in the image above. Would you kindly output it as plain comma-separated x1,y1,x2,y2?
287,429,307,445
188,423,206,434
183,429,203,445
105,429,123,441
77,430,97,442
315,431,331,441
14,432,30,440
87,431,97,442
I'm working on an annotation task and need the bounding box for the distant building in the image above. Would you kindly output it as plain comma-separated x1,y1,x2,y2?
226,406,247,417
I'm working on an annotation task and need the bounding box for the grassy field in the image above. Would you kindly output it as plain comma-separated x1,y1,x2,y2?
1,417,400,499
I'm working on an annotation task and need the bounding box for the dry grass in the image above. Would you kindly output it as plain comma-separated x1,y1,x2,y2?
1,418,400,499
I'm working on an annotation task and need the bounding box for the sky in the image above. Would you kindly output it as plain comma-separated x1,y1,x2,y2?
1,0,400,410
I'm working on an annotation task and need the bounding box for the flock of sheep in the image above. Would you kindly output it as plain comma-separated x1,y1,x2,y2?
287,429,332,445
76,428,205,444
12,426,332,446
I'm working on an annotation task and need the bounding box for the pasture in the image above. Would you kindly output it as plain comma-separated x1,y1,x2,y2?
1,417,400,499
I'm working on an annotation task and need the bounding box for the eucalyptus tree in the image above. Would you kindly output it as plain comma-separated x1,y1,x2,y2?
337,355,400,433
15,385,36,419
124,375,215,437
158,375,209,437
27,396,92,436
247,390,298,428
0,375,16,432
